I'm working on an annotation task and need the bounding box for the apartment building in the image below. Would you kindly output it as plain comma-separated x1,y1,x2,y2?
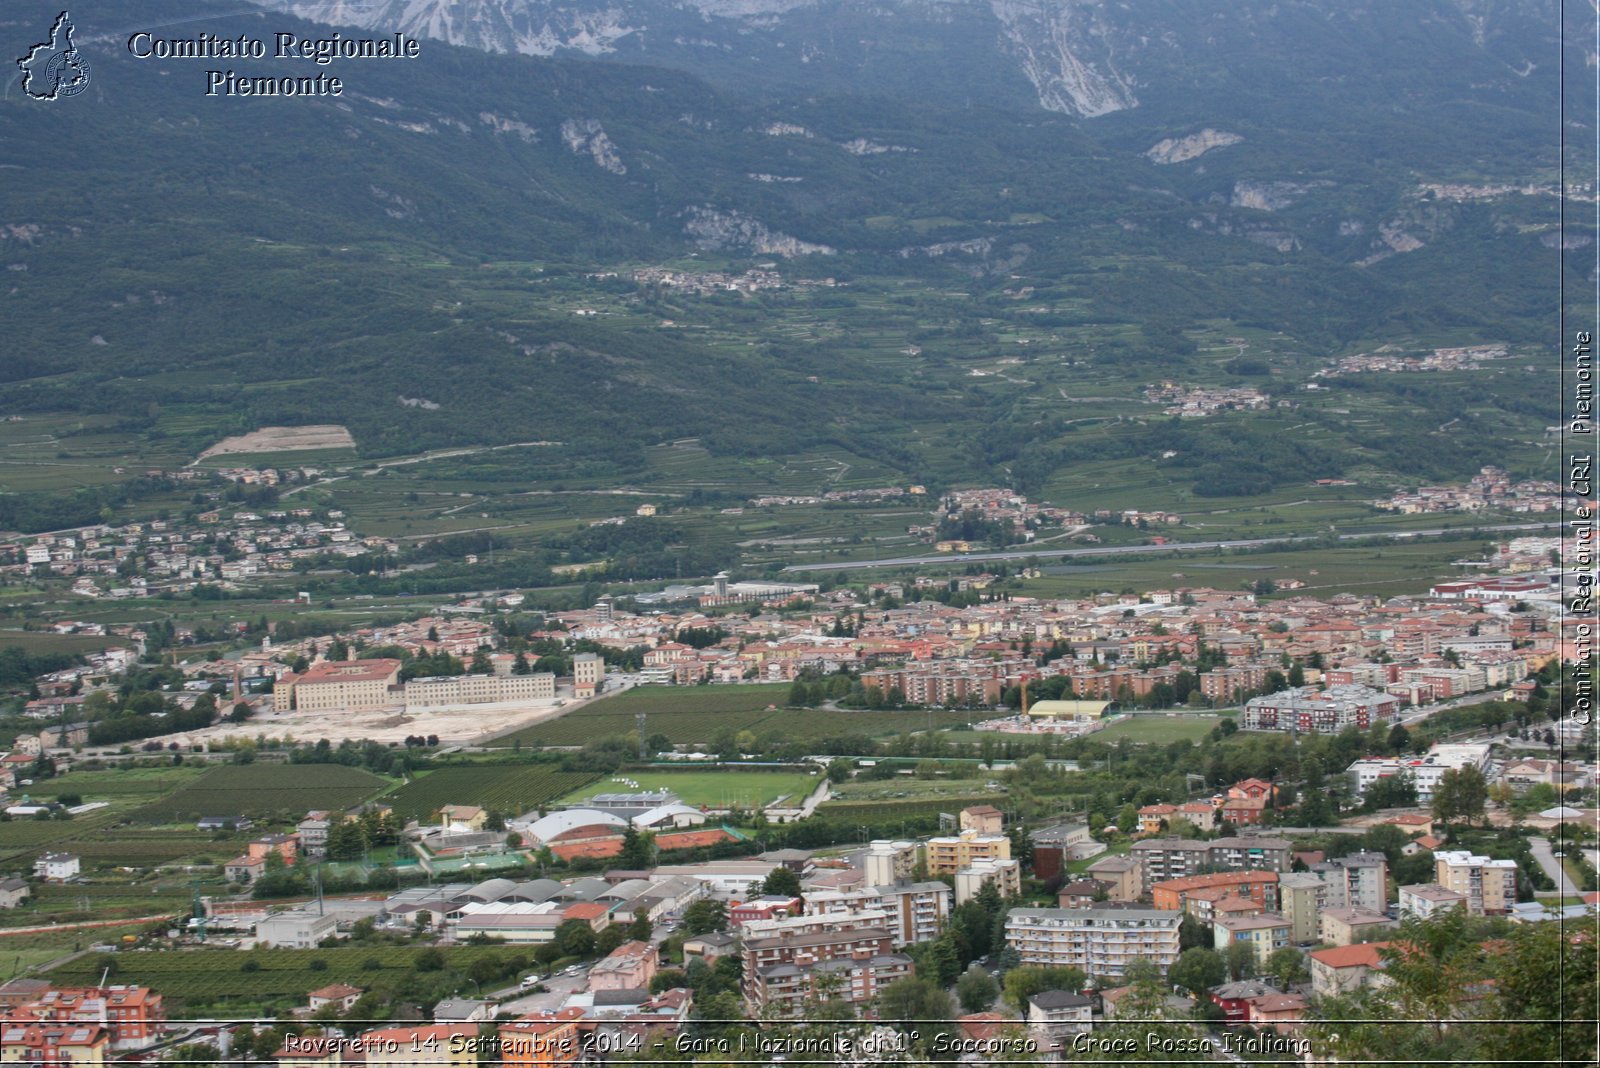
955,858,1021,905
925,829,1010,876
1434,851,1518,915
498,1009,585,1068
1318,907,1394,947
960,805,1005,834
1277,872,1326,945
1306,852,1389,914
1084,856,1142,902
741,915,911,1015
1150,871,1278,914
7,987,164,1049
1307,943,1393,999
1398,883,1468,920
862,840,920,887
1213,913,1291,967
805,882,952,947
0,1023,108,1068
1241,684,1398,734
1131,837,1292,892
589,941,658,992
1005,908,1181,983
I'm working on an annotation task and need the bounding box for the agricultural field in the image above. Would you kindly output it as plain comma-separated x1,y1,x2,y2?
493,684,978,747
817,796,998,823
1,880,198,930
828,776,1002,803
491,684,790,747
558,769,821,809
46,765,207,800
0,805,130,867
0,921,159,976
384,765,599,821
0,630,136,658
1094,714,1233,745
45,943,529,1004
65,831,240,869
1012,536,1502,602
133,765,392,824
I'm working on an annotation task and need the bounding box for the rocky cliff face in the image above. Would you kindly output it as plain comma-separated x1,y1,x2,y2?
261,0,1572,124
987,0,1136,116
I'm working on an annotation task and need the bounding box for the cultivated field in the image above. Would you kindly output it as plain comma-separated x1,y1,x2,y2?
384,765,600,821
132,764,391,823
818,796,997,823
557,769,822,809
493,684,978,747
46,944,526,1003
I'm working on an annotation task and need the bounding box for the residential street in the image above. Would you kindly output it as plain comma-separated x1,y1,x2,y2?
1528,837,1579,895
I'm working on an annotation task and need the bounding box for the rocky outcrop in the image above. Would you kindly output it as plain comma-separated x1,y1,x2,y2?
560,119,626,175
682,207,835,257
1231,181,1316,212
839,138,914,156
479,112,538,142
898,237,994,259
1146,129,1243,165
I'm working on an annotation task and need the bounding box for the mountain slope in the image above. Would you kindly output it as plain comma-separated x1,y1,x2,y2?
0,0,1583,534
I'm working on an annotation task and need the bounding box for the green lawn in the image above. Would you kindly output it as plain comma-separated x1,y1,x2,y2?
557,768,822,809
1094,714,1233,745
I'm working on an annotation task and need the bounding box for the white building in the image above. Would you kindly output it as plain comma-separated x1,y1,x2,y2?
1005,907,1181,982
255,910,339,948
955,858,1021,905
1398,883,1467,920
862,840,919,887
32,853,79,882
1347,743,1491,803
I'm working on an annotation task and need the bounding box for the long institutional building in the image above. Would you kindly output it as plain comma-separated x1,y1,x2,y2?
273,658,559,712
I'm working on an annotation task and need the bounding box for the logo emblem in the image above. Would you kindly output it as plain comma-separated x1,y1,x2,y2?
17,12,91,101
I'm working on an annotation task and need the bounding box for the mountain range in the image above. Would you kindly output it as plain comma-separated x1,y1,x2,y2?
0,0,1587,530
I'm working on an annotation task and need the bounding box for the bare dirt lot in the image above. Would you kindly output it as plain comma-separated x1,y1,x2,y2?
198,424,356,459
151,696,579,750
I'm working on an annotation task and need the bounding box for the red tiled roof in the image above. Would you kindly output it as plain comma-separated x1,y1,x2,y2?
1307,942,1392,969
295,659,402,684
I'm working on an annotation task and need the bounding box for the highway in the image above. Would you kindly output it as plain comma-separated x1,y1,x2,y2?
780,522,1556,573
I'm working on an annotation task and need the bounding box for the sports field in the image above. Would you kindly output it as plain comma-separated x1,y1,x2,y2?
1094,714,1234,744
